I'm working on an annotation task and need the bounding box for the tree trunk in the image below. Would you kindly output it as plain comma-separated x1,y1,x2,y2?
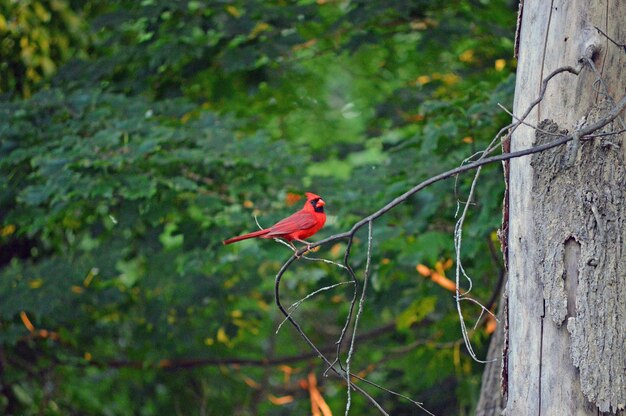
476,289,507,416
479,1,626,415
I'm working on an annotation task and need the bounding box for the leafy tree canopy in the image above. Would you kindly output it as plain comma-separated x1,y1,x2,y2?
0,0,515,414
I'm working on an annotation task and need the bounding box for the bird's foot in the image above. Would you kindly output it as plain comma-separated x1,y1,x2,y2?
293,239,314,258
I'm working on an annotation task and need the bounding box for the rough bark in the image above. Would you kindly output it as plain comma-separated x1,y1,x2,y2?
475,288,507,416
531,114,625,414
502,1,625,415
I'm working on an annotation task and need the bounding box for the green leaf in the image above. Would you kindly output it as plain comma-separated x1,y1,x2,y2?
116,256,146,287
306,159,352,180
18,185,53,206
396,296,437,330
120,175,157,200
159,222,184,250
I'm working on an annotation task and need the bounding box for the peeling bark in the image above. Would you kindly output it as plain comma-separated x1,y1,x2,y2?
532,115,626,413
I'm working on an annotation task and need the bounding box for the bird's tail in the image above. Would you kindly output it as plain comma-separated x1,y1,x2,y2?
223,229,270,245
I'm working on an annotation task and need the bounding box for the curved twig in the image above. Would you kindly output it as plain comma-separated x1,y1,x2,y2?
274,257,390,415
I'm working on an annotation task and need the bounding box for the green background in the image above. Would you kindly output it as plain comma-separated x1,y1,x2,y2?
0,1,515,414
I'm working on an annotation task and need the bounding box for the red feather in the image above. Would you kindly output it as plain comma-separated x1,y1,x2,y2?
223,192,326,245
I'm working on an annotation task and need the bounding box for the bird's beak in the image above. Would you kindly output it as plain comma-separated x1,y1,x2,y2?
317,199,325,207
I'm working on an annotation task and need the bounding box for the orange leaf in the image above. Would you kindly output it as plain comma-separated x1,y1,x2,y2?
307,373,332,416
415,75,431,85
225,5,241,17
330,295,343,303
285,192,302,206
293,38,318,52
330,243,343,258
418,264,457,292
357,363,377,378
19,313,60,340
459,49,475,63
35,329,59,340
405,113,425,122
83,267,98,287
430,271,457,292
416,264,431,276
20,311,35,333
242,375,261,389
0,224,16,237
485,314,497,334
278,364,294,384
269,395,294,405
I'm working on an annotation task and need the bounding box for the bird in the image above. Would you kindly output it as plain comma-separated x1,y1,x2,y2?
223,192,326,250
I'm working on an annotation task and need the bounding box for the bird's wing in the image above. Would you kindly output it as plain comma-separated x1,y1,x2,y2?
265,211,317,236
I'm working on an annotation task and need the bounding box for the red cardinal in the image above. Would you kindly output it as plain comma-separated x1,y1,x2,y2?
223,192,326,249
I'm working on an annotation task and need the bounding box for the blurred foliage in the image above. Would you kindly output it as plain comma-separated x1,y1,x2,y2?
0,0,515,414
0,0,88,97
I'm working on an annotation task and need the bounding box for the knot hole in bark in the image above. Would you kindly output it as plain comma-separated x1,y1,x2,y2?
563,236,580,319
580,42,602,66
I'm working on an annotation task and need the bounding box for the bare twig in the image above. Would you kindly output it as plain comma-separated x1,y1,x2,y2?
582,57,626,131
274,256,391,415
276,281,355,334
594,26,626,54
497,103,563,136
581,128,626,139
345,221,372,415
335,236,360,368
577,95,626,136
453,164,492,362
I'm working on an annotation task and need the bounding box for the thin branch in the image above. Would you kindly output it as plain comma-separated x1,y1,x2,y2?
276,281,355,334
13,313,442,371
274,257,391,415
345,221,372,415
453,164,492,362
497,103,562,136
334,236,360,368
577,94,626,136
459,296,499,320
581,128,626,139
594,26,626,54
583,57,626,130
